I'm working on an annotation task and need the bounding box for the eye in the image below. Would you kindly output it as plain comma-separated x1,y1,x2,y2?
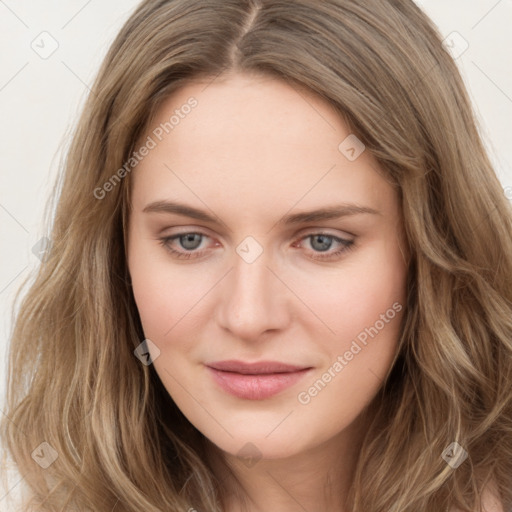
295,232,355,261
157,231,355,261
158,232,212,260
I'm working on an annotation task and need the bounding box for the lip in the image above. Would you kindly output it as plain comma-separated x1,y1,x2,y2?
207,360,310,374
206,360,313,400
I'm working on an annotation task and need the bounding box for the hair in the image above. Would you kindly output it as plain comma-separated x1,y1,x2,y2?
2,0,511,511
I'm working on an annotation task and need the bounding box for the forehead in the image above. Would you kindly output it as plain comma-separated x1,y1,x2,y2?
130,74,397,223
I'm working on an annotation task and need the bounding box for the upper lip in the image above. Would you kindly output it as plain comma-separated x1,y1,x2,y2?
206,360,311,375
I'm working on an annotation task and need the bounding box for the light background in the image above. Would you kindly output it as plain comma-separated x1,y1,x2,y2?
1,0,511,505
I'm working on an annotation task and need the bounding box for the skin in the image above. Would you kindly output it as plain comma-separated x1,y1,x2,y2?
127,72,409,512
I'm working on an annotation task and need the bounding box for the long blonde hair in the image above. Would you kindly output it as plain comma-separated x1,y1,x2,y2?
2,1,511,510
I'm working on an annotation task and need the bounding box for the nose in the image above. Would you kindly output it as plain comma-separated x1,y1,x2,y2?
215,247,291,342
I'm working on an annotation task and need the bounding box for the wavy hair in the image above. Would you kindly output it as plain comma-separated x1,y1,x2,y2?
2,0,511,510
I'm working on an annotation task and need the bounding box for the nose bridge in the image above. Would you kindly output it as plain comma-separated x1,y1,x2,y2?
216,240,288,339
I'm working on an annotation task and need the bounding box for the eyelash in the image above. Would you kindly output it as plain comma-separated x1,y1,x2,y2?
157,231,355,261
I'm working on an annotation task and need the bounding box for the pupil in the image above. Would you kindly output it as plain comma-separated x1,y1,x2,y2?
181,234,201,250
312,235,331,252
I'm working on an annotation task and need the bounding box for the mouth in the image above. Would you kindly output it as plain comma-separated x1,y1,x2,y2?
205,360,313,400
206,360,311,374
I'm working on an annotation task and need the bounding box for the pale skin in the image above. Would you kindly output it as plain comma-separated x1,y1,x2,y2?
126,71,418,511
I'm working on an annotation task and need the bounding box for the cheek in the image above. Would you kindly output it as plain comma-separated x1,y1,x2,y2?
289,238,407,347
129,244,219,347
128,239,183,339
129,225,407,348
295,256,406,429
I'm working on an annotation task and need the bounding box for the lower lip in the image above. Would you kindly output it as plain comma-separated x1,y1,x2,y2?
206,366,312,400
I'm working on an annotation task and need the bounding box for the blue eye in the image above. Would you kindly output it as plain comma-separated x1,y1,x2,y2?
158,232,355,261
301,234,355,260
175,233,203,251
158,233,207,259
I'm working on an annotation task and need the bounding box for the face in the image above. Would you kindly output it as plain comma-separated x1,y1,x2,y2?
127,72,408,461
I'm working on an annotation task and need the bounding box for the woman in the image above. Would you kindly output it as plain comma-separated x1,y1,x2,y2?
2,1,511,511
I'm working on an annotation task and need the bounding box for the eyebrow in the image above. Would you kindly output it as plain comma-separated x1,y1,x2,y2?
143,200,380,225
